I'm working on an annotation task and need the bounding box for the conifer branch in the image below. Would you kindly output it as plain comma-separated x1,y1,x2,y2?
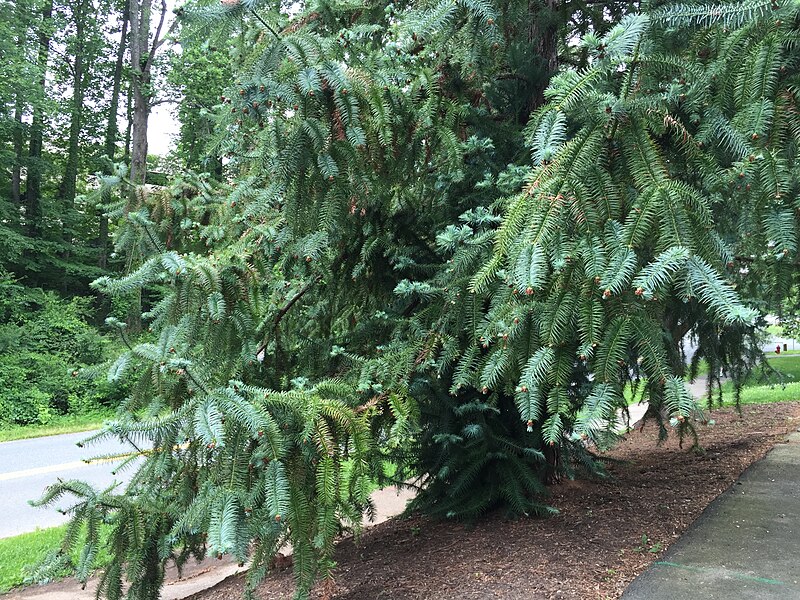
250,9,279,40
273,275,322,330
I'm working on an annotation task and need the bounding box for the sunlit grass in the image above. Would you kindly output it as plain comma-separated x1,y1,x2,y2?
691,355,800,407
0,524,112,593
0,411,112,443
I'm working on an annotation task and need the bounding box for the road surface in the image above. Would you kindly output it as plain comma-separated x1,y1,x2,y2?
0,430,136,538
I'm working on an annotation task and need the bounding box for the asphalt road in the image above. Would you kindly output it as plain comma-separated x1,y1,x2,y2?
0,431,137,538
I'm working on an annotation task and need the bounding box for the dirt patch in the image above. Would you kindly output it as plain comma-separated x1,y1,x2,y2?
188,402,800,600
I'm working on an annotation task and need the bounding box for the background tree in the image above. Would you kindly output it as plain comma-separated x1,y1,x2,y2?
167,38,232,176
128,0,174,187
58,0,89,206
25,0,54,238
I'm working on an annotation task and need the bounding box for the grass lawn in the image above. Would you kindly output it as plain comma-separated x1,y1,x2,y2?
0,524,112,593
0,526,66,593
766,348,800,356
735,354,800,386
722,382,800,406
694,354,800,407
0,411,113,443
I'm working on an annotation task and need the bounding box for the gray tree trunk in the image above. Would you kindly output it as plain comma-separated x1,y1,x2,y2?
25,0,53,235
125,0,170,332
59,0,87,205
11,0,28,205
99,0,130,269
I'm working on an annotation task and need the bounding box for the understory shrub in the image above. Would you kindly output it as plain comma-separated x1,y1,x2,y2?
0,271,123,426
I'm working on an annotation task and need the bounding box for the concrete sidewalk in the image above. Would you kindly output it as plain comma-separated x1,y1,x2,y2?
621,427,800,599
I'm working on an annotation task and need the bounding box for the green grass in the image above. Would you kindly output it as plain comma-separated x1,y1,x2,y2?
720,382,800,406
0,526,66,592
734,355,800,387
0,524,112,593
696,381,800,407
0,411,113,443
623,383,646,405
694,355,800,407
628,356,800,409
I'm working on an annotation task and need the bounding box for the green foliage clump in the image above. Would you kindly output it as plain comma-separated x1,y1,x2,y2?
405,377,556,519
0,271,122,426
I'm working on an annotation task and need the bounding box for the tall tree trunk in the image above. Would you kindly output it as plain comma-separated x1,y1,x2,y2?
104,0,129,160
124,83,133,159
11,0,28,205
99,0,130,270
524,0,559,120
127,0,172,186
59,0,87,205
25,0,54,236
12,95,24,205
125,0,171,332
128,0,154,188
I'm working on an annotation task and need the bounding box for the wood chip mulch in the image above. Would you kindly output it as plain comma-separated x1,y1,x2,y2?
189,402,800,600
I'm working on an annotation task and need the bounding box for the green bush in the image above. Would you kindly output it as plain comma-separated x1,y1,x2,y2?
0,387,52,426
0,271,122,426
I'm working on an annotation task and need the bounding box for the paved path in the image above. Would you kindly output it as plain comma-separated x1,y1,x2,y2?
0,431,134,538
621,428,800,599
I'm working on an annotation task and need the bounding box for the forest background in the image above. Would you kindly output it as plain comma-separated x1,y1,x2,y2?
0,0,220,433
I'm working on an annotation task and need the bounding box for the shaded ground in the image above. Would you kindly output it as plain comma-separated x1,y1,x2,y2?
189,402,800,600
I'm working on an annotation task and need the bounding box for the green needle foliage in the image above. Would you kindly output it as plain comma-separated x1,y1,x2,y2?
399,0,800,511
35,0,799,598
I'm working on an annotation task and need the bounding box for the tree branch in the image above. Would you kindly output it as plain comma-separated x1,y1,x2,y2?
251,9,280,39
255,274,323,358
144,0,176,74
148,96,182,107
273,274,323,329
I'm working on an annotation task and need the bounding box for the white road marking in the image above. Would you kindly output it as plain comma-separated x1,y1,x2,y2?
0,460,91,482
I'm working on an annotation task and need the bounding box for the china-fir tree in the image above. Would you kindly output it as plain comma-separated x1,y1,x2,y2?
35,0,799,598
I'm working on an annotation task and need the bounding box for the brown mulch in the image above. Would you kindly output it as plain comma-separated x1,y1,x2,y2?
190,402,800,600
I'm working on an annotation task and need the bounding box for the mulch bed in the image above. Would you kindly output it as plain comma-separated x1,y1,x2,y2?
190,402,800,600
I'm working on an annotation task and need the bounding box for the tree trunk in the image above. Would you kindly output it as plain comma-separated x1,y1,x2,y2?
125,0,170,332
543,442,561,485
104,0,129,160
125,0,153,333
59,0,87,206
99,0,130,269
524,0,559,120
25,0,54,235
11,0,28,205
128,0,154,188
12,94,24,206
127,0,172,187
124,83,133,159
